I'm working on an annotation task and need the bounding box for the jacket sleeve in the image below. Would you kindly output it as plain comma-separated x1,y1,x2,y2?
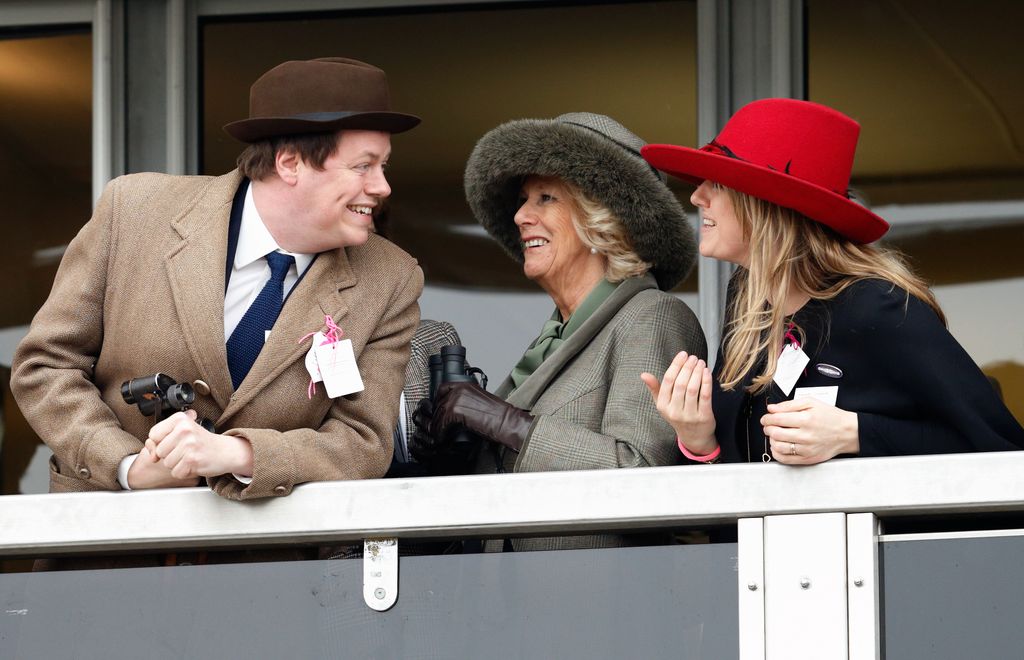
515,294,707,472
857,412,977,455
846,282,1024,455
209,264,424,499
11,178,144,489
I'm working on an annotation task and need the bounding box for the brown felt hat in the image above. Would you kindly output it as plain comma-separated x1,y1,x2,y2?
223,57,420,142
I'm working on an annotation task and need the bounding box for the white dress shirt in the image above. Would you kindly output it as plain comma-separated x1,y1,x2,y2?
223,184,314,341
118,183,314,489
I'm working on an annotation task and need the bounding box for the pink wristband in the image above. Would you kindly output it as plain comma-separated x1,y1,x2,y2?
677,437,721,463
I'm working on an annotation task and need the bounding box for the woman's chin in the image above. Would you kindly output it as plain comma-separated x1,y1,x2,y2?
522,259,547,283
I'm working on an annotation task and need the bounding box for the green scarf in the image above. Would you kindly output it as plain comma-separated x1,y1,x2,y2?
509,279,619,389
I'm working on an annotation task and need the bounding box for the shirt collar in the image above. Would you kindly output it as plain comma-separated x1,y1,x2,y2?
235,183,314,273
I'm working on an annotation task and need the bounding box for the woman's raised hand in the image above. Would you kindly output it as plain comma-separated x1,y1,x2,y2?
641,352,718,456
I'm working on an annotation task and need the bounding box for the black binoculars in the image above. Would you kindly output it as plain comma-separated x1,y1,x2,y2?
428,345,487,399
121,373,215,432
426,345,487,454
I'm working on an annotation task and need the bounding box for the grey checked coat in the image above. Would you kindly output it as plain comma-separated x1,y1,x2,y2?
480,274,707,551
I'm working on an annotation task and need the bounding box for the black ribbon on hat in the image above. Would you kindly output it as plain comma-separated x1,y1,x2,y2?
704,139,851,199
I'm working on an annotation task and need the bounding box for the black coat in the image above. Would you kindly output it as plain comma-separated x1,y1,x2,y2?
711,278,1024,463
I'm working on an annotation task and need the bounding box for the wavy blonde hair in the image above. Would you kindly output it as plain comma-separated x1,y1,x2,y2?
719,186,944,393
558,179,652,282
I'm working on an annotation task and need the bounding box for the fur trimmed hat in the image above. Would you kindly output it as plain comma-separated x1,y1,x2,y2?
463,113,696,290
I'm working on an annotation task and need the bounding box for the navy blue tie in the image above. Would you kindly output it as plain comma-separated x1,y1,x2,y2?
226,252,295,389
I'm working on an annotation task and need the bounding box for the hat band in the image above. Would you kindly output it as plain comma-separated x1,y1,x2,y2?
704,139,851,199
290,110,366,121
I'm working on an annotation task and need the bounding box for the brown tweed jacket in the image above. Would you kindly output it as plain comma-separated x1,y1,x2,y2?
11,170,422,500
480,273,707,551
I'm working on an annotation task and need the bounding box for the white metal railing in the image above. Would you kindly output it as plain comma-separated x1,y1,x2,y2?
2,451,1024,556
5,451,1024,660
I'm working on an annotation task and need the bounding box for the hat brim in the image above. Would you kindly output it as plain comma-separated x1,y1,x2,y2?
641,144,888,243
464,119,696,290
224,110,421,143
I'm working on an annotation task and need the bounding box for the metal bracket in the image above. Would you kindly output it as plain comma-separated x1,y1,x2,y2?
362,537,398,611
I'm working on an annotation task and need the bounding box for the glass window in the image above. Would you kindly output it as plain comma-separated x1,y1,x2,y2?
808,0,1024,425
201,1,698,381
0,28,92,497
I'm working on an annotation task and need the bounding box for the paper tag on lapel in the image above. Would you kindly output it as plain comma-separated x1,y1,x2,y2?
773,344,809,396
315,338,364,398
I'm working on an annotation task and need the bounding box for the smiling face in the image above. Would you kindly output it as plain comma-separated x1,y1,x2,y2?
276,130,392,253
690,180,750,266
513,176,601,295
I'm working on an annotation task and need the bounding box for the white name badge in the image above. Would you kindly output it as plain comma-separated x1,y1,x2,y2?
794,385,839,406
315,338,364,398
773,344,810,396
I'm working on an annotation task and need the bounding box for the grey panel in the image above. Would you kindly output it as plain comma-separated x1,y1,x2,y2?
0,543,738,660
882,535,1024,659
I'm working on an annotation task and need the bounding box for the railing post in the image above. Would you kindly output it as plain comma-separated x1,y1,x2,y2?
763,513,849,660
738,517,767,659
846,513,881,660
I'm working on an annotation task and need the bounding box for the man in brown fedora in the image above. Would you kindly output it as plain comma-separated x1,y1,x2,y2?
12,58,423,502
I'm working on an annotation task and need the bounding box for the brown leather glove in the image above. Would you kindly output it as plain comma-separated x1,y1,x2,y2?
408,396,482,475
430,382,535,453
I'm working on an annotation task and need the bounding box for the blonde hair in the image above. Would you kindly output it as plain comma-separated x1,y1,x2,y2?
559,180,652,282
719,187,945,393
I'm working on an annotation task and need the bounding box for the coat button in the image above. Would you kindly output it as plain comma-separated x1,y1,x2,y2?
273,485,288,495
77,466,91,479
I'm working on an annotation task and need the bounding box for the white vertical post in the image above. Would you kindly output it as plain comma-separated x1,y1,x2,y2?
764,513,849,660
846,513,881,660
738,517,767,660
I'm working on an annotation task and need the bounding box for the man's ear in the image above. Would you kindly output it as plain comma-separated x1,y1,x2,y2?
275,148,301,186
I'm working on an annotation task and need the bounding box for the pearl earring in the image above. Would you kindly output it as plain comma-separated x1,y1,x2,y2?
590,247,598,255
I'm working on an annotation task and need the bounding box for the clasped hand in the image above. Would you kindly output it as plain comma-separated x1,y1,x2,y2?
128,411,253,488
760,397,859,465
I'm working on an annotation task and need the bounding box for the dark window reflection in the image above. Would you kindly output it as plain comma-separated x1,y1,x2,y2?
808,0,1024,424
200,2,698,293
0,27,90,575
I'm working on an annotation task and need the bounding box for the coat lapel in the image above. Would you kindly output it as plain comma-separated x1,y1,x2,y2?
503,274,657,409
165,171,242,411
218,245,358,421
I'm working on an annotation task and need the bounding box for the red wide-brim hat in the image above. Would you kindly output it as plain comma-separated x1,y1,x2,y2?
641,98,888,243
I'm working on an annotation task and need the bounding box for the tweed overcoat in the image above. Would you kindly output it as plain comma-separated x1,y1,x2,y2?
11,170,423,500
479,274,706,551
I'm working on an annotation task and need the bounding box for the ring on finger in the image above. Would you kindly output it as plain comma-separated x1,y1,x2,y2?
789,442,797,456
